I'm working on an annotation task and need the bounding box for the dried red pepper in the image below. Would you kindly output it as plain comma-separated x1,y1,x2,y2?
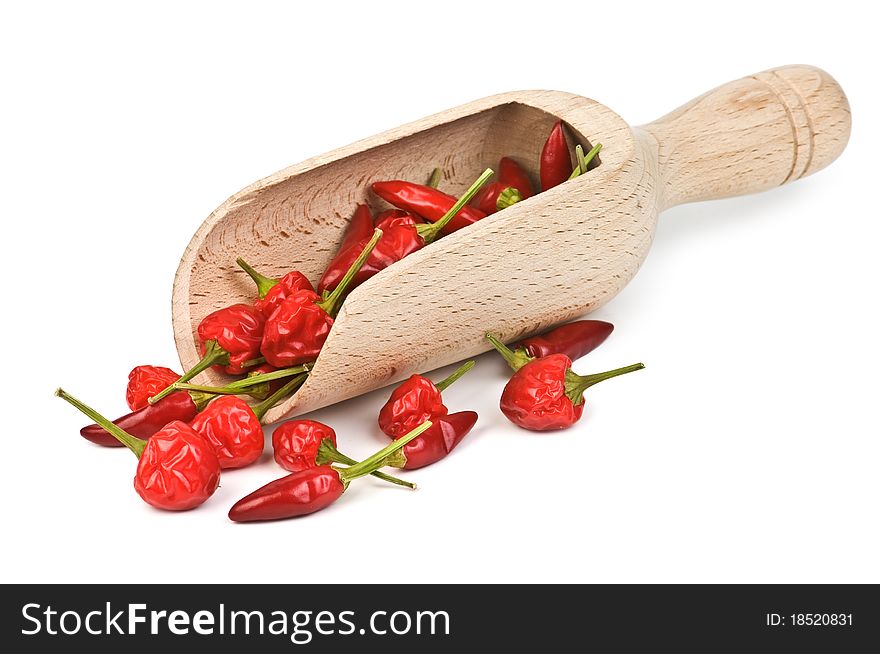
318,170,493,296
487,334,644,431
470,182,523,215
378,361,474,438
498,157,534,198
228,421,432,522
510,320,615,367
235,258,314,319
261,228,383,367
371,179,488,235
540,121,573,191
149,303,267,405
271,419,415,488
390,411,478,470
57,389,221,511
82,366,308,447
126,366,181,411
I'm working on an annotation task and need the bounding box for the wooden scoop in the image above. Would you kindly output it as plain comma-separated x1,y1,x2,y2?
172,64,851,422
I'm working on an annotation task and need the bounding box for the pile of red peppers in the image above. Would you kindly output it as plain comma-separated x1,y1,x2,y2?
57,121,643,522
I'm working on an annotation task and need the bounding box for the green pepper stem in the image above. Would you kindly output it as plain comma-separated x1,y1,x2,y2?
317,228,382,317
564,362,645,406
427,167,443,189
241,356,266,368
434,360,475,392
236,257,278,299
251,372,308,422
316,439,416,489
337,421,432,485
496,186,523,210
55,388,146,458
149,339,229,405
485,333,533,371
416,168,494,244
223,364,311,390
569,143,602,179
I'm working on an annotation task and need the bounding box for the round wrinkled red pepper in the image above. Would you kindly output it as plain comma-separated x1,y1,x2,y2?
318,170,493,296
188,373,310,469
271,419,415,488
235,258,314,319
371,180,488,235
126,366,181,411
57,389,221,511
540,121,573,191
190,396,264,469
262,228,383,367
229,421,431,522
498,156,534,199
378,361,474,438
487,335,644,431
149,303,267,405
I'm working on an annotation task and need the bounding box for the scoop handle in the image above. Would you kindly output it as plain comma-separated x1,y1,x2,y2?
639,65,851,210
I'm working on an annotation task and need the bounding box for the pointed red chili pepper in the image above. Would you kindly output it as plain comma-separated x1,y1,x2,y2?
318,171,493,296
517,320,614,363
338,203,376,253
57,389,221,511
540,121,573,191
228,421,431,522
126,365,181,411
498,157,534,199
392,411,477,470
378,361,474,438
486,334,644,431
371,180,488,235
235,258,314,319
316,211,421,295
82,366,308,447
271,419,415,488
149,303,267,405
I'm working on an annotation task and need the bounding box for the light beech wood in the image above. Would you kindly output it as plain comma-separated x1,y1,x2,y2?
172,65,850,422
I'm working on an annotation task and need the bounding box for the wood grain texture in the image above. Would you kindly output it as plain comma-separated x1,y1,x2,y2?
171,64,850,422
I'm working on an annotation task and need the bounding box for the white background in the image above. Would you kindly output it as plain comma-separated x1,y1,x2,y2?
1,1,876,584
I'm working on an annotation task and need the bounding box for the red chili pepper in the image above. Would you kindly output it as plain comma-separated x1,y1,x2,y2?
486,335,644,431
188,373,310,469
228,421,431,522
318,171,493,295
540,121,573,191
271,419,415,488
317,212,421,295
149,303,268,406
470,182,523,215
235,258,314,319
338,203,376,253
126,366,181,411
392,411,478,470
498,157,534,199
261,229,383,367
82,366,308,447
57,389,221,511
371,181,487,235
378,361,474,438
516,320,614,364
190,396,264,469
